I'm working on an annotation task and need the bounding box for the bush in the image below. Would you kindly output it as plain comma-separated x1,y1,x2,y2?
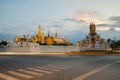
0,40,8,46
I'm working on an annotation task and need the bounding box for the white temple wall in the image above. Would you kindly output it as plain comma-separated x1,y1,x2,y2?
0,42,80,53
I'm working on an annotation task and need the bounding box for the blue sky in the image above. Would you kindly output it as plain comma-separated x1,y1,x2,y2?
0,0,120,43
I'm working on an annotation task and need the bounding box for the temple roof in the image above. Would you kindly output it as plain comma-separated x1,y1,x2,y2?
52,37,65,44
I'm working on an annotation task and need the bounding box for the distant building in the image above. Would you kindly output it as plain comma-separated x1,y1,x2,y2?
79,22,109,48
13,24,71,46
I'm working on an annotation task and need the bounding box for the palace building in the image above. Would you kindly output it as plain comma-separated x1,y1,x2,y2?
13,24,71,45
80,22,109,48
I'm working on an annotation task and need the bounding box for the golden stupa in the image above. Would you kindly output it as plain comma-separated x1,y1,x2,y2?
13,24,71,46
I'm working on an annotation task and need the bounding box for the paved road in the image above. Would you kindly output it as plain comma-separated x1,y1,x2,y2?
0,55,120,80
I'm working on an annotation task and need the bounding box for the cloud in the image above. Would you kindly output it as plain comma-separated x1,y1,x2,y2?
74,12,104,24
62,11,104,25
97,27,111,31
109,16,120,23
97,23,120,28
96,23,120,32
62,18,75,21
96,23,112,31
115,27,120,32
97,24,111,27
62,18,85,23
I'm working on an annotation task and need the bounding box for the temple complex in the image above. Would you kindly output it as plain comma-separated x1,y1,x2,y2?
80,23,109,48
13,24,71,45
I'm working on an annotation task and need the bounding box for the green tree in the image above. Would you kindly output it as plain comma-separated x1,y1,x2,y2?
107,39,120,50
0,40,8,47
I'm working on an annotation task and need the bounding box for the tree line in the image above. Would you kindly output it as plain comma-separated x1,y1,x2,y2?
0,40,8,47
107,38,120,50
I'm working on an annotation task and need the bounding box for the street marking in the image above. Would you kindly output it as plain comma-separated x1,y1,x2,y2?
46,64,72,68
35,66,60,71
26,68,52,74
57,63,75,66
0,73,18,80
17,69,43,76
50,66,68,69
42,65,67,69
72,61,118,80
7,71,33,79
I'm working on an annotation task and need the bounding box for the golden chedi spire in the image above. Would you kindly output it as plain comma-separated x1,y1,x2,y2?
45,30,53,45
90,22,96,33
13,36,17,42
38,24,42,37
36,24,42,42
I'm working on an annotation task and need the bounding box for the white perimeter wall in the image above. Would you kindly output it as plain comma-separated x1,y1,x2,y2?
0,42,80,53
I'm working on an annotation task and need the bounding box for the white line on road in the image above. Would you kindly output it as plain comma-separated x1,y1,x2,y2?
42,65,68,69
17,69,43,76
46,64,71,68
35,66,60,71
26,68,53,74
72,61,118,80
0,73,18,80
7,71,33,79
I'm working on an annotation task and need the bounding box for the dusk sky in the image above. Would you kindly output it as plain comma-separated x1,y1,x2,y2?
0,0,120,43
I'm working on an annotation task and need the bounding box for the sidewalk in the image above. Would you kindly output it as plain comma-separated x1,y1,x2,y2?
0,52,65,55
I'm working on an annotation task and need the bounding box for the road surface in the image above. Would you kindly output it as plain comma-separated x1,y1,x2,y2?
0,54,120,80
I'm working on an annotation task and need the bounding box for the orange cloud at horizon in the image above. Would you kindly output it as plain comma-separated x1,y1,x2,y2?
115,27,120,32
74,13,104,25
97,27,111,31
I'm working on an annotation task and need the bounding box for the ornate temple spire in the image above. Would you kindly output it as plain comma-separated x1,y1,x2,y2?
55,29,58,38
48,30,50,37
37,24,42,37
36,24,43,42
90,22,96,33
